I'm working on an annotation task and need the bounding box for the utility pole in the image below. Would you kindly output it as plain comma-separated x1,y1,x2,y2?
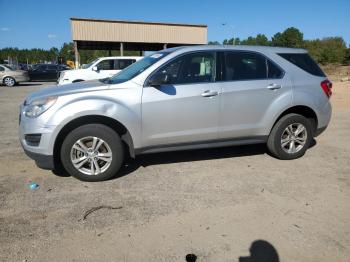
222,23,235,45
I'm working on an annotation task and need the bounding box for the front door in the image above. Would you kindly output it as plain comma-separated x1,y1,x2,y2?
141,51,220,148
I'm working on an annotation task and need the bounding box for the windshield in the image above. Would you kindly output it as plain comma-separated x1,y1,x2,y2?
107,51,170,84
82,58,99,69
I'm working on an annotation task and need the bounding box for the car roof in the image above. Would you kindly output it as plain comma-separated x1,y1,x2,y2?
167,45,307,54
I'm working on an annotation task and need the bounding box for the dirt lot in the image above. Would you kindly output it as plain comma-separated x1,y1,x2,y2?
0,80,349,262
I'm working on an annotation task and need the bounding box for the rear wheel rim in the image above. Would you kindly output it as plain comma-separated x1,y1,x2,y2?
4,77,15,86
280,123,307,154
70,136,113,175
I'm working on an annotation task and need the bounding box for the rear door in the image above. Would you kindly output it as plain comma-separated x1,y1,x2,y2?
218,51,291,139
142,51,221,147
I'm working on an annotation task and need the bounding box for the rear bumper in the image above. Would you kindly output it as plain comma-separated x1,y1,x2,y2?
23,147,54,170
15,75,30,82
315,126,328,137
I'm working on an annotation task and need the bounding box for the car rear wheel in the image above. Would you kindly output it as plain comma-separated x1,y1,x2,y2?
3,77,16,87
60,124,124,182
267,113,313,160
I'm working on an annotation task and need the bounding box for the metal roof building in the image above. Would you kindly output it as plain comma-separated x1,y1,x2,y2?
70,17,208,65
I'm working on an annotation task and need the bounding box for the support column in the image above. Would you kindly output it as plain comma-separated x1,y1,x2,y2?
73,41,79,69
108,49,112,56
120,42,124,56
163,43,168,50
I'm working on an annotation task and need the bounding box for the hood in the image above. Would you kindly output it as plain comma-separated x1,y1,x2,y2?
26,80,109,103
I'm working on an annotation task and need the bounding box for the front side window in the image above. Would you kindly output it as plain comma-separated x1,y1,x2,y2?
223,51,267,81
115,59,136,70
150,52,216,85
97,59,114,70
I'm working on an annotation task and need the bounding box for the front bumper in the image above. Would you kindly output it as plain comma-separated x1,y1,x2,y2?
19,105,57,170
23,147,54,169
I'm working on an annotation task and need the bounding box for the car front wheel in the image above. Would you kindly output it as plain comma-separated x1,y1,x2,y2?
3,77,16,87
60,124,124,181
267,113,313,160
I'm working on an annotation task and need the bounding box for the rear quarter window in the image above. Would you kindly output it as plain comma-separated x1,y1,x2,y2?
278,53,325,77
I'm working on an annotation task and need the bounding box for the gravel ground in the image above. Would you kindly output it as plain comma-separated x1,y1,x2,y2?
0,81,349,262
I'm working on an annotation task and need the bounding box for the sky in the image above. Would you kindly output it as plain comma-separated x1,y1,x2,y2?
0,0,349,50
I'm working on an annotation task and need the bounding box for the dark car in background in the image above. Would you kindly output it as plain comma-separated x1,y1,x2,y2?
28,64,71,81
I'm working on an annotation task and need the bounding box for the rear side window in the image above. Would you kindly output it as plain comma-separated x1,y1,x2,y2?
0,66,4,71
224,52,267,81
278,53,325,77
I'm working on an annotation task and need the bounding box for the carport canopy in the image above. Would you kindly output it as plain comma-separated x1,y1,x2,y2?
71,17,208,65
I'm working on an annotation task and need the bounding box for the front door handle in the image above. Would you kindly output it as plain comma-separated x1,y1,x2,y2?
267,83,282,90
201,90,218,97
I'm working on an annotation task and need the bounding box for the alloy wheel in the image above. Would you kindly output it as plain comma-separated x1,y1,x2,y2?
70,136,113,175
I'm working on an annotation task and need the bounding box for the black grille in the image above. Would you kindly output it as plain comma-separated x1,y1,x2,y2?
25,134,41,146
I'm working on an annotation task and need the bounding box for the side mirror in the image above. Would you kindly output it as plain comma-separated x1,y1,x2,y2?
92,66,98,72
149,73,169,87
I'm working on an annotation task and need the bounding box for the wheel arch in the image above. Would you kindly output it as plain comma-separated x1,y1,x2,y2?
53,115,135,170
271,105,318,136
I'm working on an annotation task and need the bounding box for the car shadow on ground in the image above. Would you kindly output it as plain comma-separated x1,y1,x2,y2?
185,239,279,262
52,139,317,180
18,83,43,86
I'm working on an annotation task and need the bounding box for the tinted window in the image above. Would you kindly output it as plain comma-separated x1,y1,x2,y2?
224,52,267,81
115,59,135,70
0,66,4,71
267,60,284,79
151,52,215,85
97,59,114,70
278,53,325,77
47,65,57,70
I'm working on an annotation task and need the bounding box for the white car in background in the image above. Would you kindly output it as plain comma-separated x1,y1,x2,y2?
58,56,141,85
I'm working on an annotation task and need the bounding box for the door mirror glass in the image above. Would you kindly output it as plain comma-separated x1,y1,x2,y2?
92,66,98,72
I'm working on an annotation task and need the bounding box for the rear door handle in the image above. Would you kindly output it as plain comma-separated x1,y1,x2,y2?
267,83,282,90
201,90,218,97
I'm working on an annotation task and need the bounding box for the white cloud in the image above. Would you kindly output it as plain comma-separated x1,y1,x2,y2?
48,34,57,39
1,27,10,31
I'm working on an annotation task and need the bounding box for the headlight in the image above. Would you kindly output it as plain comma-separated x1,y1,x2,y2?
24,96,57,118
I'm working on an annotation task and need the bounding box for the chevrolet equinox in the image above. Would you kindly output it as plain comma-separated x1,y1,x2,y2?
19,46,332,181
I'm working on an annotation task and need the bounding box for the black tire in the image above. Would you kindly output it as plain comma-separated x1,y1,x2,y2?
60,124,124,182
3,76,16,87
267,113,313,160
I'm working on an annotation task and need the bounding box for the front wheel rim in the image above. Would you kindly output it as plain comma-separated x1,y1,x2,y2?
70,136,113,175
4,77,15,86
281,123,307,154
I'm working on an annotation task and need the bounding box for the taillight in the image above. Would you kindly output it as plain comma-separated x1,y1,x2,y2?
321,80,332,98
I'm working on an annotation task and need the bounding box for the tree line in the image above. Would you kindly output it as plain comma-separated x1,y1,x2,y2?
210,27,350,65
1,27,349,65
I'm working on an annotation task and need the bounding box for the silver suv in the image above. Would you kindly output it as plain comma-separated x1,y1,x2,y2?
19,46,332,181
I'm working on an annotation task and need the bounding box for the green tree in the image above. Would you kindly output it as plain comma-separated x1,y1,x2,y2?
223,37,240,45
271,27,304,48
208,41,220,45
240,34,270,46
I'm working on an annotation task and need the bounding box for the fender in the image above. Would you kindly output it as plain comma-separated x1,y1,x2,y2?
43,88,142,155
